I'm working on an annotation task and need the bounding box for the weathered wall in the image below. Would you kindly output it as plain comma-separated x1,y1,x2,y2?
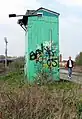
25,11,59,82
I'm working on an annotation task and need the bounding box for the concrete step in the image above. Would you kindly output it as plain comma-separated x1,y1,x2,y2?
60,73,82,84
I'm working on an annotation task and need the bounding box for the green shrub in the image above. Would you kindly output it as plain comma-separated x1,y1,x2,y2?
9,57,24,72
75,52,82,66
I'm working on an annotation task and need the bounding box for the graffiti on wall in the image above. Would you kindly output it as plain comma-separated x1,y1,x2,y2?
29,41,58,69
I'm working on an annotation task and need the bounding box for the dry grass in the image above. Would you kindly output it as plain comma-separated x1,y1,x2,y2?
0,72,82,119
0,83,82,119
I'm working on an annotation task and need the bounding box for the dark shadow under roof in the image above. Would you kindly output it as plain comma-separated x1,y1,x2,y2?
18,7,60,31
34,7,60,16
25,10,36,16
26,7,60,16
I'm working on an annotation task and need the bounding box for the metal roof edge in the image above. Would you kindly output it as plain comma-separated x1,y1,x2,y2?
32,7,60,16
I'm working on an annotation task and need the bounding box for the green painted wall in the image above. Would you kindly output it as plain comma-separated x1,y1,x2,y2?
25,12,59,82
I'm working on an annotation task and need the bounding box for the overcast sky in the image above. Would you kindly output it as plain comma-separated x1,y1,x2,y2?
0,0,82,60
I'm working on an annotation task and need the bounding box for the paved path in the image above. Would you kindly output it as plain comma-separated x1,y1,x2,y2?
60,69,82,84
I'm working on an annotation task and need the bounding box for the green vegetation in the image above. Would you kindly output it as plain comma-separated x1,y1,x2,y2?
0,56,82,119
75,52,82,66
8,57,24,71
0,71,82,119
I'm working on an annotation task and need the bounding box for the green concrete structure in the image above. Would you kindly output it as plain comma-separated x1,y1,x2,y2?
23,7,60,82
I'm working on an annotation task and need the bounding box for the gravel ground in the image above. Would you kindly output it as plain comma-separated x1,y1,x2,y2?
60,73,82,84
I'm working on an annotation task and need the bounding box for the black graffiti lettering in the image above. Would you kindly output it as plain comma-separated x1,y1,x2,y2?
41,43,43,52
52,58,57,67
47,51,51,58
30,51,36,60
30,49,42,61
53,57,58,61
36,49,42,63
47,59,52,67
47,58,57,67
52,52,55,56
36,49,42,55
44,47,51,58
29,42,58,68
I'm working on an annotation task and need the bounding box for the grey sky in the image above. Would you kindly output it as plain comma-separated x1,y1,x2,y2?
0,0,82,60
